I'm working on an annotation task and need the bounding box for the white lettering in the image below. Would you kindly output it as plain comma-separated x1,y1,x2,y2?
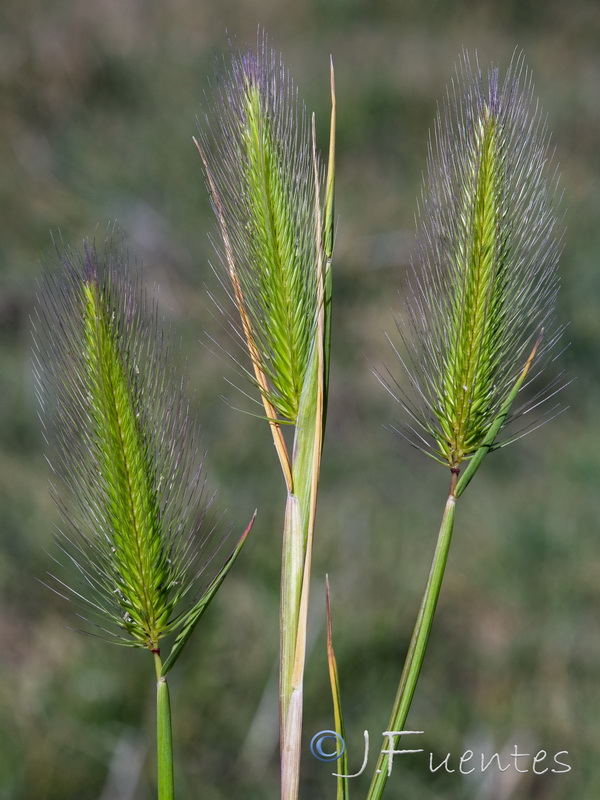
512,744,531,773
429,752,454,773
459,749,474,774
380,731,424,777
481,752,510,772
333,730,370,778
552,751,571,774
532,749,548,775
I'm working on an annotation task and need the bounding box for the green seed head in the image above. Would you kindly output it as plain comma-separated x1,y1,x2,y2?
198,37,326,424
34,238,218,650
383,53,562,468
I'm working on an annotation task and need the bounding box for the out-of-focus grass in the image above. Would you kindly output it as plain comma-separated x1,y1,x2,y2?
1,1,600,798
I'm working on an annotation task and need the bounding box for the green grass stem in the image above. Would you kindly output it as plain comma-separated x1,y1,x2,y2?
155,652,175,800
368,337,542,798
365,479,457,800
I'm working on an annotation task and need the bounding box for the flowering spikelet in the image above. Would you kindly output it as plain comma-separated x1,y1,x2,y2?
33,238,247,663
196,34,329,425
385,53,562,469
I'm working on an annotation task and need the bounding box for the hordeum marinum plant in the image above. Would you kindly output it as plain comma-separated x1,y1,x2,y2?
33,238,253,800
195,35,335,800
367,54,565,798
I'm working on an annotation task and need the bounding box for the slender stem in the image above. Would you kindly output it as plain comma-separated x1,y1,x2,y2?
364,338,540,798
280,432,322,800
154,651,175,800
365,474,458,800
280,491,303,733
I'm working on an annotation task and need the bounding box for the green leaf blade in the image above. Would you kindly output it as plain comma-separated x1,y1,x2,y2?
161,511,255,676
326,577,349,800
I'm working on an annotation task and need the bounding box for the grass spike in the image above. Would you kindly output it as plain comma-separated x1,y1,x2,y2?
384,52,562,469
34,236,247,651
197,34,322,428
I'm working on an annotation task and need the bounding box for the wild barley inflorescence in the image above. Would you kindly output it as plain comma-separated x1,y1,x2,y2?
383,53,562,474
33,238,251,798
35,240,219,650
196,38,333,433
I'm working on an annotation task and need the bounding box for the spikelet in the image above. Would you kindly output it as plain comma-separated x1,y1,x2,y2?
196,34,327,426
384,53,562,469
33,238,234,656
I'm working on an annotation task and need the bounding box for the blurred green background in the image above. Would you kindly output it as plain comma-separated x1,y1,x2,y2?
1,1,599,798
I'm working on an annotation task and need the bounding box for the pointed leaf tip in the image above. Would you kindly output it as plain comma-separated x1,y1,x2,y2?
325,576,349,800
161,510,256,675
